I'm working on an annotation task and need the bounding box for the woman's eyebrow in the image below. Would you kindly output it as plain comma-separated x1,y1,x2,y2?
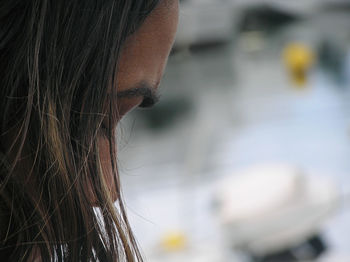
116,83,160,108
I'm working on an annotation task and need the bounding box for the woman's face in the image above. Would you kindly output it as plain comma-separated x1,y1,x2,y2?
115,0,179,119
97,0,179,199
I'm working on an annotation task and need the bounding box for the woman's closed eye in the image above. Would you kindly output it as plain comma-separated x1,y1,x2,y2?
139,92,159,108
100,87,159,137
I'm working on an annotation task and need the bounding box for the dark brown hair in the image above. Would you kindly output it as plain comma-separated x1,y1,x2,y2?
0,0,160,261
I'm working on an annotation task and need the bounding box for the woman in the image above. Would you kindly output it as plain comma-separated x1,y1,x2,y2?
0,0,178,261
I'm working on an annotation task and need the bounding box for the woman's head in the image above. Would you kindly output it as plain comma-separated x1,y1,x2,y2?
0,0,178,261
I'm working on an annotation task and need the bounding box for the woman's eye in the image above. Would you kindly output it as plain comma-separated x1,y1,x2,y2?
139,95,158,108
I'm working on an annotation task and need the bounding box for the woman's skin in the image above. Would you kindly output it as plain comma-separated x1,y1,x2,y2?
98,0,179,200
116,0,179,119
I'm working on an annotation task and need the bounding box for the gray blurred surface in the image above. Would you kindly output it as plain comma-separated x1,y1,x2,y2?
117,9,350,262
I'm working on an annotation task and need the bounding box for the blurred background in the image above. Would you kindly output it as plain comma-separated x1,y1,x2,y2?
117,0,350,261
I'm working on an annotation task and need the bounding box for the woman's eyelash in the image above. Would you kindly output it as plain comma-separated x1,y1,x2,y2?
139,94,159,108
139,97,154,108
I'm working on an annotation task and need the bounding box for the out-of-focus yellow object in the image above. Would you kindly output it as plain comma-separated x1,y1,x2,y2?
161,231,187,252
283,43,315,87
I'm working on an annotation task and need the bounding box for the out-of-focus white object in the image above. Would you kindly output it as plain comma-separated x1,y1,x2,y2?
214,164,340,256
175,0,235,47
319,251,350,262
